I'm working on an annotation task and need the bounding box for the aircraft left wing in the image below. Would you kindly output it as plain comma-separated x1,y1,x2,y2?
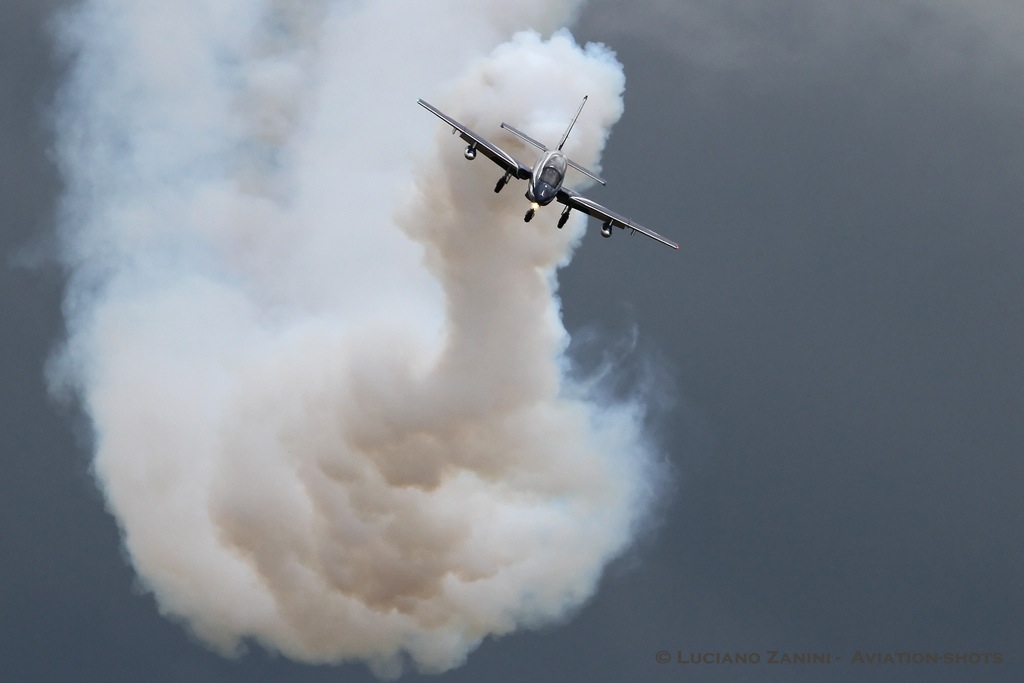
418,99,531,180
557,188,680,250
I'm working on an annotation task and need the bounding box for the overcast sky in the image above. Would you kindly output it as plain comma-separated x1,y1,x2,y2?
3,1,1022,681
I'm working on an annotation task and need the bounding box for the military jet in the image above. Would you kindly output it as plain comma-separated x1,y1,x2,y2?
417,96,679,250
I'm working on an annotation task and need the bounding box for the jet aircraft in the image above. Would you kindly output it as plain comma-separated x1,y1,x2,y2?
417,96,679,250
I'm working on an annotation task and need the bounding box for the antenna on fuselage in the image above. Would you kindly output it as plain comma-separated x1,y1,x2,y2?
556,95,588,151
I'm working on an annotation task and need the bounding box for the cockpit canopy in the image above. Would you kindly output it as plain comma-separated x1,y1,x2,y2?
537,153,567,187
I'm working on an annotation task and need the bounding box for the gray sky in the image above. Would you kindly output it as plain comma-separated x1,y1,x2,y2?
2,1,1022,681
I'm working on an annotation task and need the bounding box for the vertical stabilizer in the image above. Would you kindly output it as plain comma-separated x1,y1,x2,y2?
556,95,588,151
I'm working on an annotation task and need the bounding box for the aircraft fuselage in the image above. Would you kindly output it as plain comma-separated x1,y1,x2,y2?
526,150,567,206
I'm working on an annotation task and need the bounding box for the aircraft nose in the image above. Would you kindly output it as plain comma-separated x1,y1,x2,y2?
534,183,555,203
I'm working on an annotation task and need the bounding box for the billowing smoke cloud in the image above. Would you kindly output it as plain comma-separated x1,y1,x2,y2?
50,0,660,676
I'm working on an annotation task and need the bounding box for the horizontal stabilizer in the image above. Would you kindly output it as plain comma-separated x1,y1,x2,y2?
566,158,605,186
500,123,547,152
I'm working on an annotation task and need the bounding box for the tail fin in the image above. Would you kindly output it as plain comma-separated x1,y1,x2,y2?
557,95,588,151
500,96,606,185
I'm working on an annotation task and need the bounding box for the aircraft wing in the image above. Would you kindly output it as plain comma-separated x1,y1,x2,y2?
418,99,531,180
557,188,679,250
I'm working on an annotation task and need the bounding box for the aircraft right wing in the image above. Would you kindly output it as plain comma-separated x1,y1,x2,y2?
557,188,680,250
418,99,531,180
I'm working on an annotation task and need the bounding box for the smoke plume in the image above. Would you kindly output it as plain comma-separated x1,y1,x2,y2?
51,0,660,675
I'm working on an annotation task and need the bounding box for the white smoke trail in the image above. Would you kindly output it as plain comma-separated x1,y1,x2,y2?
51,0,660,676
